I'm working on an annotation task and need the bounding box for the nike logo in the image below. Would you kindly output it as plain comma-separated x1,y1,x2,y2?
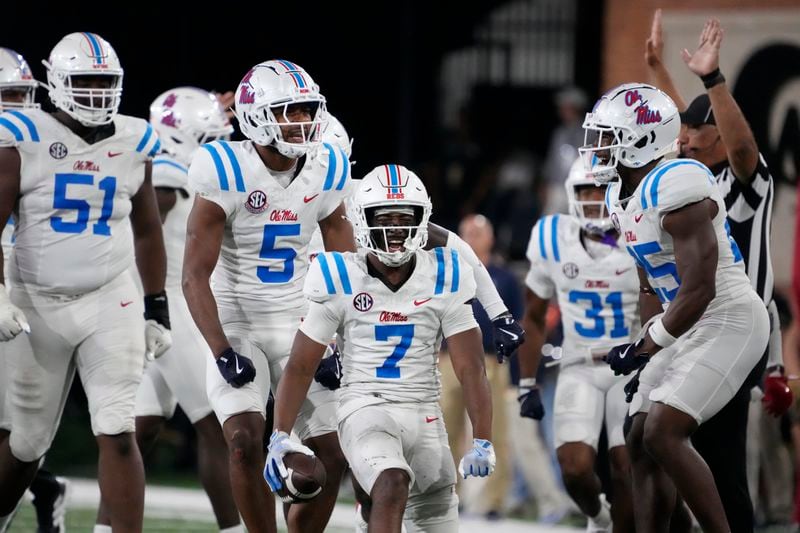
498,328,519,341
107,151,123,158
615,268,631,275
634,214,644,223
413,298,432,306
235,356,243,374
425,416,439,423
303,193,319,203
120,301,133,307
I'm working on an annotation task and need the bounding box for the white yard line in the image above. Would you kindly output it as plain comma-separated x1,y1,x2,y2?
66,478,580,532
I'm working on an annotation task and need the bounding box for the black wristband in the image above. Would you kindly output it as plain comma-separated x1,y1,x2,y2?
144,290,170,329
700,68,725,89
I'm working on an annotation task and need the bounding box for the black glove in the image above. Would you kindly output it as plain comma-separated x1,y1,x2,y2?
492,312,525,363
604,339,650,376
144,290,170,329
314,345,342,390
518,384,544,420
216,347,256,388
624,368,644,403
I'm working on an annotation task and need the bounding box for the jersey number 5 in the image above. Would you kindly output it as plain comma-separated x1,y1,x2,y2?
257,224,301,283
375,324,415,379
50,173,117,235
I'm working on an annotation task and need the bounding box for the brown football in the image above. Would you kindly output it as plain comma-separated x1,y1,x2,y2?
277,452,327,503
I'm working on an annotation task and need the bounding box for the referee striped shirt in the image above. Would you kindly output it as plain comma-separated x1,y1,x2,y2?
712,153,774,304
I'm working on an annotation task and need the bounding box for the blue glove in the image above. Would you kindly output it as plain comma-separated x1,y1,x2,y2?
264,430,315,494
492,312,525,363
518,383,544,420
604,339,649,376
458,438,496,478
216,347,256,388
314,344,342,390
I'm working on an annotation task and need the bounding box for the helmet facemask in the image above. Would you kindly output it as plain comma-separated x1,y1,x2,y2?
578,123,631,184
238,98,327,158
0,82,38,110
365,206,428,267
44,68,123,126
569,183,613,235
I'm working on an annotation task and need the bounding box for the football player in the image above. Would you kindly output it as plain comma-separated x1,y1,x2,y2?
94,87,242,532
517,157,636,532
183,59,353,533
0,33,171,532
265,165,495,532
0,46,71,533
585,83,769,532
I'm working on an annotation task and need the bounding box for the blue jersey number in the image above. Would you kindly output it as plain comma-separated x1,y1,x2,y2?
50,173,117,235
626,241,680,303
375,324,415,379
568,290,629,339
257,224,301,283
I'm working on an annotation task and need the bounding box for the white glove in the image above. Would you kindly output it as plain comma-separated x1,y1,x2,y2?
0,284,30,341
264,430,315,493
145,319,172,361
458,438,496,479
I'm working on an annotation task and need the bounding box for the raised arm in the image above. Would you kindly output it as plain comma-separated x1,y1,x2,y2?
681,18,759,181
644,8,687,111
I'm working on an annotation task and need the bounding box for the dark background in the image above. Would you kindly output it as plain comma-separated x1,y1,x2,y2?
5,1,602,181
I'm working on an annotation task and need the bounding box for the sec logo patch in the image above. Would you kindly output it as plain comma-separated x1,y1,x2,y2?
562,262,579,279
353,292,373,312
245,190,268,214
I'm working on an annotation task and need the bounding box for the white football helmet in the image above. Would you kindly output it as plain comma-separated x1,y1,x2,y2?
150,87,233,165
0,48,39,110
348,165,432,267
579,83,679,183
233,59,327,158
321,113,352,158
42,32,123,126
565,156,613,234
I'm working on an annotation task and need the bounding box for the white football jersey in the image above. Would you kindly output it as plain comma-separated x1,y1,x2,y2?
526,214,639,356
2,219,12,268
606,159,752,313
188,140,350,321
152,154,191,291
0,109,159,295
300,248,478,419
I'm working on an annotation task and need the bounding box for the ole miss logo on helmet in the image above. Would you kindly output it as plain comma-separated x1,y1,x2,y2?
238,69,256,105
383,164,405,200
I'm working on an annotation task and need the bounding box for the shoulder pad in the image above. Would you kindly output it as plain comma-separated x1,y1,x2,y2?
318,142,350,192
189,141,246,194
0,109,41,146
430,247,475,298
525,214,565,263
304,251,354,303
121,115,162,158
639,160,715,214
152,155,189,189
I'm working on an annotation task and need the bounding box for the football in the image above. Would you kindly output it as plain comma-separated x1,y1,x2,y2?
276,452,327,503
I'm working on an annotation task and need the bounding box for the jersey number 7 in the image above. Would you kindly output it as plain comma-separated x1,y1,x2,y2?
375,324,415,379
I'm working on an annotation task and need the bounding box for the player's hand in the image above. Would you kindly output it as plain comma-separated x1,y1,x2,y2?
314,344,342,390
763,373,793,417
145,320,172,360
216,347,256,388
264,430,315,493
604,339,650,376
682,18,723,77
624,367,644,403
492,312,525,362
458,438,496,479
0,285,30,341
144,291,171,360
213,90,236,121
518,384,545,420
645,8,665,67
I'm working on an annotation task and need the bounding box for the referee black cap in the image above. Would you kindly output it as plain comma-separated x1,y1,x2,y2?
680,94,715,126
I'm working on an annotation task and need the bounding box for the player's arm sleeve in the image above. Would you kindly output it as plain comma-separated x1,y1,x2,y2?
131,118,162,162
316,144,351,221
652,162,716,221
188,147,237,216
441,262,479,338
300,255,344,344
524,219,556,299
445,231,508,319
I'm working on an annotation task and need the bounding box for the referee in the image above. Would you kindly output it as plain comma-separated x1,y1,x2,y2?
646,14,790,532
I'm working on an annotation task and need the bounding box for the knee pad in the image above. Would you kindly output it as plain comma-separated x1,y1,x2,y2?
9,429,51,463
